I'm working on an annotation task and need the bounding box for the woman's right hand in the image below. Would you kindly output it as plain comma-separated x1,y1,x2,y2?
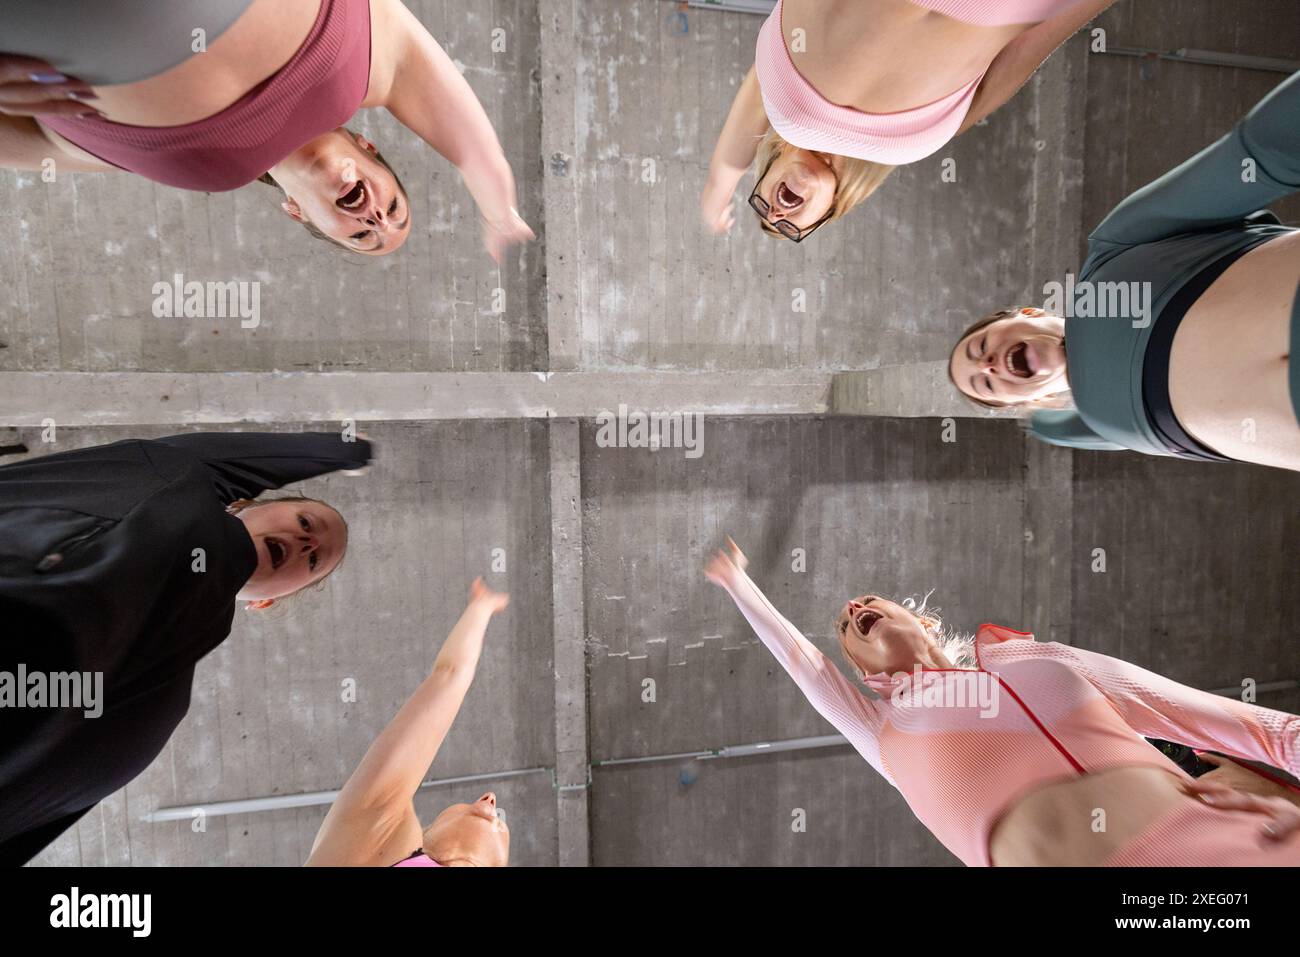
0,55,101,118
703,537,748,590
469,576,509,615
700,181,737,235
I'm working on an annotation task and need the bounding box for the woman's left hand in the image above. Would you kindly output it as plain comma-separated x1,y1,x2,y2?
481,207,535,264
1184,777,1300,844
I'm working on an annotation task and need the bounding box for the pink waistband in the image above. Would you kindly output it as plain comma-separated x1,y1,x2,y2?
755,0,986,166
40,0,371,192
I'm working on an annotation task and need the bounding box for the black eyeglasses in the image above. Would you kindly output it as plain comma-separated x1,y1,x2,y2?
747,158,837,243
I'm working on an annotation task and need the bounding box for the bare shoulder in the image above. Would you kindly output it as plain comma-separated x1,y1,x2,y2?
363,0,420,108
305,797,425,867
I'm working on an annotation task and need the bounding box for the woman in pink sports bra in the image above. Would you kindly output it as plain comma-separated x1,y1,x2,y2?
0,0,534,259
705,540,1300,866
306,578,513,867
702,0,1119,241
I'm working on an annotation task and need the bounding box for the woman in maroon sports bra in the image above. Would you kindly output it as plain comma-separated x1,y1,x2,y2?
0,0,533,259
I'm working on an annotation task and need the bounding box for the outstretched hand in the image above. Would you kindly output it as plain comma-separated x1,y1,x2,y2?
703,537,748,589
469,576,510,615
481,207,536,264
700,187,737,235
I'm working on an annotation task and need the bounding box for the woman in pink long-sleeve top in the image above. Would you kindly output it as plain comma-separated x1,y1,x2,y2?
705,540,1300,866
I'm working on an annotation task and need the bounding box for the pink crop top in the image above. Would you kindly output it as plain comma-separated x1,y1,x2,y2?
722,569,1300,867
40,0,371,192
754,0,1090,165
911,0,1091,25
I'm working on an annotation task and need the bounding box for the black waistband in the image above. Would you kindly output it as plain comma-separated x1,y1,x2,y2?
1141,243,1267,462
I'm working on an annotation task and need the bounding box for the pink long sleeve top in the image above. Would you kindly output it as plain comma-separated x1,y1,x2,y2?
722,570,1300,866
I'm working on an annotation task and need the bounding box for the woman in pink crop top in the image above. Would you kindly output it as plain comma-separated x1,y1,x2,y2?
702,0,1118,241
705,540,1300,866
306,578,513,867
1,0,533,260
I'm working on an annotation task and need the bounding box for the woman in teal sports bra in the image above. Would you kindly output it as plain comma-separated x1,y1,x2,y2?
948,70,1300,472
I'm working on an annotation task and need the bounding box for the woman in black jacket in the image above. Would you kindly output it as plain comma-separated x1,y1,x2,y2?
0,430,372,864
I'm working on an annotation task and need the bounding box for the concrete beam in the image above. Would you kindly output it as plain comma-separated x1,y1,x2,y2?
0,366,1037,425
1021,437,1074,646
548,418,590,865
539,0,581,371
0,370,832,426
829,362,1018,419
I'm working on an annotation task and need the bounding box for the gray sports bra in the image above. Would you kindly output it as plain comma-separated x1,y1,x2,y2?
0,0,255,85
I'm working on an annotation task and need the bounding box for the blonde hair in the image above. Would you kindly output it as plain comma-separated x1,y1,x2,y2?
834,591,977,681
753,130,894,237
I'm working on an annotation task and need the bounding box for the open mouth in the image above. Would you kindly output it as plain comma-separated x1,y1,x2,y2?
337,180,366,210
854,608,882,636
775,181,803,210
1007,341,1034,378
264,536,288,570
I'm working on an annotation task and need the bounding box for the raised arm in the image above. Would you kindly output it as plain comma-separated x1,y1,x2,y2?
958,0,1117,135
704,540,893,783
307,579,509,866
1089,69,1300,246
156,431,373,504
1062,643,1300,776
701,66,768,234
370,0,534,263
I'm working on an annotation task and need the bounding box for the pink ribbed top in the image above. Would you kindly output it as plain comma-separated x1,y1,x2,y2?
722,569,1300,867
755,0,1089,164
40,0,371,192
913,0,1090,25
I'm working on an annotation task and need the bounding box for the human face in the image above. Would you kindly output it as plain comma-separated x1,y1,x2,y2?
234,500,347,601
271,130,411,255
750,145,838,238
834,595,946,677
422,792,511,867
949,309,1068,405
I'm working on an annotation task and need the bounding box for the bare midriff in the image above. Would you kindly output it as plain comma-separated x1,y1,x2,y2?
989,765,1189,866
781,0,1027,113
1168,230,1300,471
